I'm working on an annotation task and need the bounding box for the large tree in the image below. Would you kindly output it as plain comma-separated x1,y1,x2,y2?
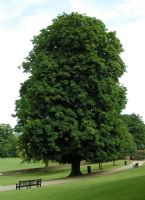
15,13,127,175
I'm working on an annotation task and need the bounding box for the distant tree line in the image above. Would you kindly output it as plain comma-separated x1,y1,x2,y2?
121,113,145,150
0,124,18,157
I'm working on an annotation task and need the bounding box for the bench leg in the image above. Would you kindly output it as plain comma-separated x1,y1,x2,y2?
16,186,20,190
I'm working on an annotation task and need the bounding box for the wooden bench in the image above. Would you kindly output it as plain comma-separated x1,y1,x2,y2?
16,179,42,190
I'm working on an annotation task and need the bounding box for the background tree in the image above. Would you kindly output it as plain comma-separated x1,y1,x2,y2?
122,113,145,150
0,124,18,157
91,117,136,167
15,13,127,176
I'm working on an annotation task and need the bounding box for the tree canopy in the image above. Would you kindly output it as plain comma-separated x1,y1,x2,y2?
15,13,127,175
122,113,145,150
0,124,18,157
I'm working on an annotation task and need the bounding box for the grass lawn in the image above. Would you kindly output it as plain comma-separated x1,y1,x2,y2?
0,158,126,172
0,165,145,200
0,158,44,172
0,158,126,186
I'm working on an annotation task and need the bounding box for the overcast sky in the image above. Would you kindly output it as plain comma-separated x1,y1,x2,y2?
1,0,145,127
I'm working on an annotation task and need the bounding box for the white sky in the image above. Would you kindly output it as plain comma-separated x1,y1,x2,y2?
1,0,145,127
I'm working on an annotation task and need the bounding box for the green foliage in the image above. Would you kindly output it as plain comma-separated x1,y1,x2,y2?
0,124,18,157
92,117,136,163
15,13,127,175
122,113,145,149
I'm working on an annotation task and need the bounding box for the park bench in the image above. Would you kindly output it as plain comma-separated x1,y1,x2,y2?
16,179,42,190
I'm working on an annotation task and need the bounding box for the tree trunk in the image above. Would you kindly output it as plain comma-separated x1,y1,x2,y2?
70,160,82,176
113,160,115,166
99,162,103,169
99,162,101,169
44,159,49,171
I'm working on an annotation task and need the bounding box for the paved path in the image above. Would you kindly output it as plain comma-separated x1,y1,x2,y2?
0,160,144,192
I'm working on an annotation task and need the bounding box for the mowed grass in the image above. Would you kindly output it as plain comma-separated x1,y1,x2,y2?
0,158,70,185
0,165,145,200
0,158,125,186
0,158,126,172
0,158,44,172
